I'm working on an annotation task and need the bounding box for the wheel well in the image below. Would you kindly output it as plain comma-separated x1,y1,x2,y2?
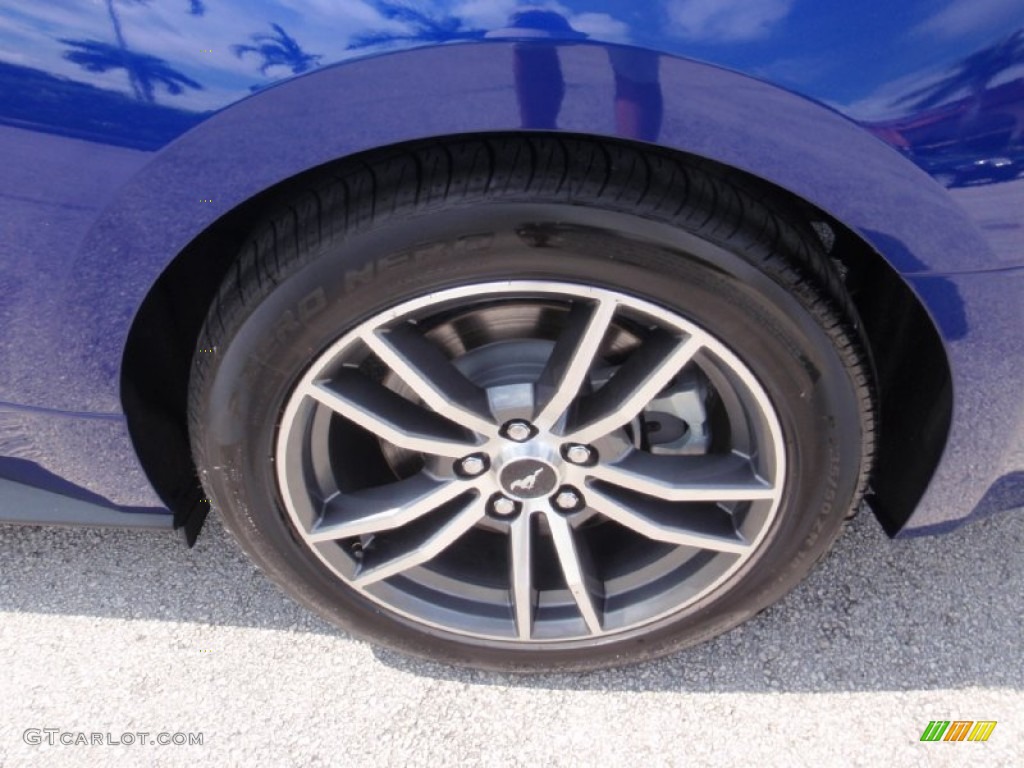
120,173,313,543
120,132,952,543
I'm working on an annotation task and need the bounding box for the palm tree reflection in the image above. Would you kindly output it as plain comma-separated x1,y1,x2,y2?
347,2,484,50
61,39,202,103
60,0,202,103
233,23,322,75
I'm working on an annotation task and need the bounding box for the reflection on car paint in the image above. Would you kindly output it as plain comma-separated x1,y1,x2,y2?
0,0,1021,533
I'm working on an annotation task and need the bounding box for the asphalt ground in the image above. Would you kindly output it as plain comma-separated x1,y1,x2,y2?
0,503,1021,767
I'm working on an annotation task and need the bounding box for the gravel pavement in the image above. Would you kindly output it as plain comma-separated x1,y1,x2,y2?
0,505,1021,767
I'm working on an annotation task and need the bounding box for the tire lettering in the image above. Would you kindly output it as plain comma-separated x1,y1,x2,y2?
342,233,495,290
343,261,376,292
457,233,493,251
297,287,327,322
273,309,300,346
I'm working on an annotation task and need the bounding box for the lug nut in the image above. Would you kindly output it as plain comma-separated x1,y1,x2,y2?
565,444,593,464
458,455,487,477
491,496,518,516
503,420,534,442
553,489,582,511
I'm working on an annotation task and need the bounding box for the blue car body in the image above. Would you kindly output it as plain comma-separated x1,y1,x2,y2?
1,0,1022,540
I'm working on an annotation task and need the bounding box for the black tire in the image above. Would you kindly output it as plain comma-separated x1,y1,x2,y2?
189,135,875,672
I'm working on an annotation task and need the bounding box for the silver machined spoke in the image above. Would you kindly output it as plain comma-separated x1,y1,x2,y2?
308,474,477,543
532,298,618,431
585,488,750,554
587,451,777,503
545,510,603,634
304,372,480,459
508,510,536,640
361,323,497,437
564,330,704,444
351,500,487,586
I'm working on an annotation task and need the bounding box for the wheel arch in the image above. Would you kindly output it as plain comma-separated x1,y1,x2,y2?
104,42,981,542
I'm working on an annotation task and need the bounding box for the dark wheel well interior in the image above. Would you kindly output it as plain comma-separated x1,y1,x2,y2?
120,132,952,544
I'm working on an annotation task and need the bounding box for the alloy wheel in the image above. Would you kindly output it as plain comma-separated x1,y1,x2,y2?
275,281,785,643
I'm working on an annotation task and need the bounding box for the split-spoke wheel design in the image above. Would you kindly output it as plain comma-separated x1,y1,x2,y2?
190,137,873,670
277,283,785,641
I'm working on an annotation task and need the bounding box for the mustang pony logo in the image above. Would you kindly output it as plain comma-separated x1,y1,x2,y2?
509,468,545,492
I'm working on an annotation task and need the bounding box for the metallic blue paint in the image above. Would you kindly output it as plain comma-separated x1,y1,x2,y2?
0,1,1022,533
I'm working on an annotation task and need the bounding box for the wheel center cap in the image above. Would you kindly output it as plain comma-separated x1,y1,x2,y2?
498,458,559,500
